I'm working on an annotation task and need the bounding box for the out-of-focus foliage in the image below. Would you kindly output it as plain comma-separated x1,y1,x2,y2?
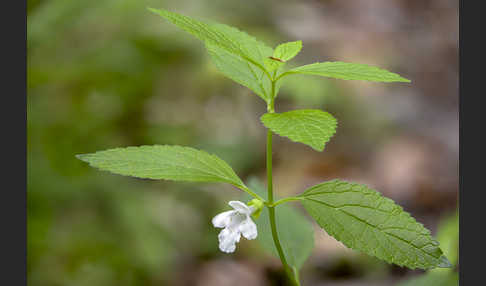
436,211,459,267
28,0,458,285
245,178,315,272
28,1,269,285
397,271,458,286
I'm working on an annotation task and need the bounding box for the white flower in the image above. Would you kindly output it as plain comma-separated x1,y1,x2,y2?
212,200,258,253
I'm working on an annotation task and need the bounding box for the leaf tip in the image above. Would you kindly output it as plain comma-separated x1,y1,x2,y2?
400,77,412,83
311,145,325,152
75,153,88,162
437,255,453,268
146,7,159,14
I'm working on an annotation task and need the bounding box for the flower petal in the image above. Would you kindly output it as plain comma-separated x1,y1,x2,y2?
226,212,247,231
239,217,258,240
218,228,241,253
228,201,252,215
212,210,235,228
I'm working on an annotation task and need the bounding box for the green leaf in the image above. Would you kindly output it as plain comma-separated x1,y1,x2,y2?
206,42,271,102
264,57,285,72
283,61,411,82
273,40,302,62
257,206,315,270
263,41,302,72
435,211,458,266
211,23,273,68
76,145,245,188
247,179,314,270
299,179,451,270
396,271,458,286
261,109,337,151
148,8,272,71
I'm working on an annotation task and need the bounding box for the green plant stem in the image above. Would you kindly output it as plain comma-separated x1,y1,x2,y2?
267,130,293,282
267,130,274,203
269,196,303,207
266,78,299,285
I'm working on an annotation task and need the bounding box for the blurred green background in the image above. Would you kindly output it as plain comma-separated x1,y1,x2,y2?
27,0,458,285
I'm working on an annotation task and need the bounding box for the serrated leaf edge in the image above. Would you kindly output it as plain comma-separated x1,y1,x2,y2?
285,61,411,83
76,145,245,188
299,179,449,270
260,109,338,152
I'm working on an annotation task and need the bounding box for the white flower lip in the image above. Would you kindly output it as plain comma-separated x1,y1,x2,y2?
212,200,258,253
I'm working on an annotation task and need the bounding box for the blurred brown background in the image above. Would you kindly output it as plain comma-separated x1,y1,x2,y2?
27,0,458,285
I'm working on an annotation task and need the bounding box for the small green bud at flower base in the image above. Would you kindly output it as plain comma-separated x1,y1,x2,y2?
247,198,264,219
